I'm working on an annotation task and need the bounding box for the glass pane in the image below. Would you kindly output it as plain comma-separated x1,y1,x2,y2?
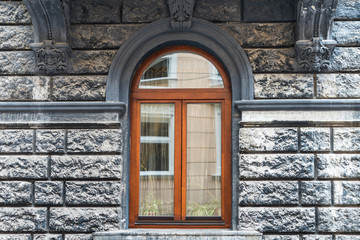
186,103,221,217
139,52,224,89
139,103,174,216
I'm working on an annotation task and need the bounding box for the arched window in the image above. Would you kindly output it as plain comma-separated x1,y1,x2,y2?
129,46,231,228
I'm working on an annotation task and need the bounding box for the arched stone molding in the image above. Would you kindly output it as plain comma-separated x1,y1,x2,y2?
23,0,71,75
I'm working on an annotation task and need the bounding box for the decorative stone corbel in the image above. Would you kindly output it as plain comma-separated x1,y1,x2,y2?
23,0,71,75
167,0,195,30
295,0,338,72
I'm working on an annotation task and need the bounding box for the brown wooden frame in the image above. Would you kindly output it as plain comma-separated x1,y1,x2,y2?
129,46,231,228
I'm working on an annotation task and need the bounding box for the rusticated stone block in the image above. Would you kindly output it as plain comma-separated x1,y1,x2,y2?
67,129,122,153
300,181,331,205
243,0,296,22
0,51,35,75
317,154,360,179
0,156,47,179
333,128,360,152
0,130,33,153
336,236,360,240
333,48,360,72
70,0,120,23
0,208,47,232
239,128,298,152
333,22,360,46
49,207,120,232
0,1,31,24
239,154,314,179
303,236,332,240
52,76,106,101
0,76,49,101
70,25,142,49
335,0,360,20
33,235,62,240
51,155,122,179
122,0,168,23
317,74,360,98
334,181,360,205
0,235,31,240
300,128,330,152
318,208,360,232
72,50,117,74
65,235,92,240
66,181,121,205
239,181,298,205
36,130,64,153
0,26,32,50
239,208,315,233
254,74,313,99
35,181,63,206
194,0,240,22
220,23,294,48
263,236,299,240
0,181,32,205
245,48,295,73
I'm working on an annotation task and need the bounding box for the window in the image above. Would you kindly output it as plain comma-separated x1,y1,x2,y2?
130,46,231,228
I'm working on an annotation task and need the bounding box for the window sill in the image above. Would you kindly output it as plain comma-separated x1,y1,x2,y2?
93,229,262,240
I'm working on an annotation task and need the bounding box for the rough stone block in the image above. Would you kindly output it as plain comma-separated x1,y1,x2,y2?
219,23,295,48
72,50,116,74
0,1,31,24
35,181,63,206
239,128,298,152
194,0,241,22
239,154,314,179
0,76,49,101
334,181,360,205
239,181,298,205
335,0,360,20
50,207,119,232
51,155,122,179
300,181,331,205
302,236,332,240
66,181,121,205
0,156,47,180
263,236,299,240
52,76,106,101
67,129,122,153
122,0,168,23
65,235,92,240
0,26,33,50
333,48,360,72
0,51,35,75
300,128,330,152
243,0,297,22
317,74,360,98
239,208,315,233
0,181,32,205
33,235,62,240
0,130,33,153
336,236,360,240
36,130,64,153
0,235,31,240
333,128,360,152
70,25,142,49
317,154,360,179
254,74,313,99
245,48,295,73
70,0,120,23
333,22,360,46
0,208,46,232
318,208,360,232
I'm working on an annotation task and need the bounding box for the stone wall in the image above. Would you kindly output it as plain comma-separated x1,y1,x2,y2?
0,0,359,239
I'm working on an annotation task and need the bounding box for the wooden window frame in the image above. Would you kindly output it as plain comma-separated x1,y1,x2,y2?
129,46,231,228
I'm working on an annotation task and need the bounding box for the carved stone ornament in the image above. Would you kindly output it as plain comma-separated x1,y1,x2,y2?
168,0,195,30
31,40,69,75
296,37,336,72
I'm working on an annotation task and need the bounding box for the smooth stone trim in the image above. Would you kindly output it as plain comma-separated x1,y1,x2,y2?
236,99,360,111
0,102,126,113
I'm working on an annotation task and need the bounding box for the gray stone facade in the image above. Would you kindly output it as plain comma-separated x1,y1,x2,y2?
0,0,359,239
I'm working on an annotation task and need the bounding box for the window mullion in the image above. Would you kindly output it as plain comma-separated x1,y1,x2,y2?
181,100,187,220
173,100,182,221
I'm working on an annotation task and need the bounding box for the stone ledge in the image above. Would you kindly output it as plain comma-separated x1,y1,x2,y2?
93,229,262,240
